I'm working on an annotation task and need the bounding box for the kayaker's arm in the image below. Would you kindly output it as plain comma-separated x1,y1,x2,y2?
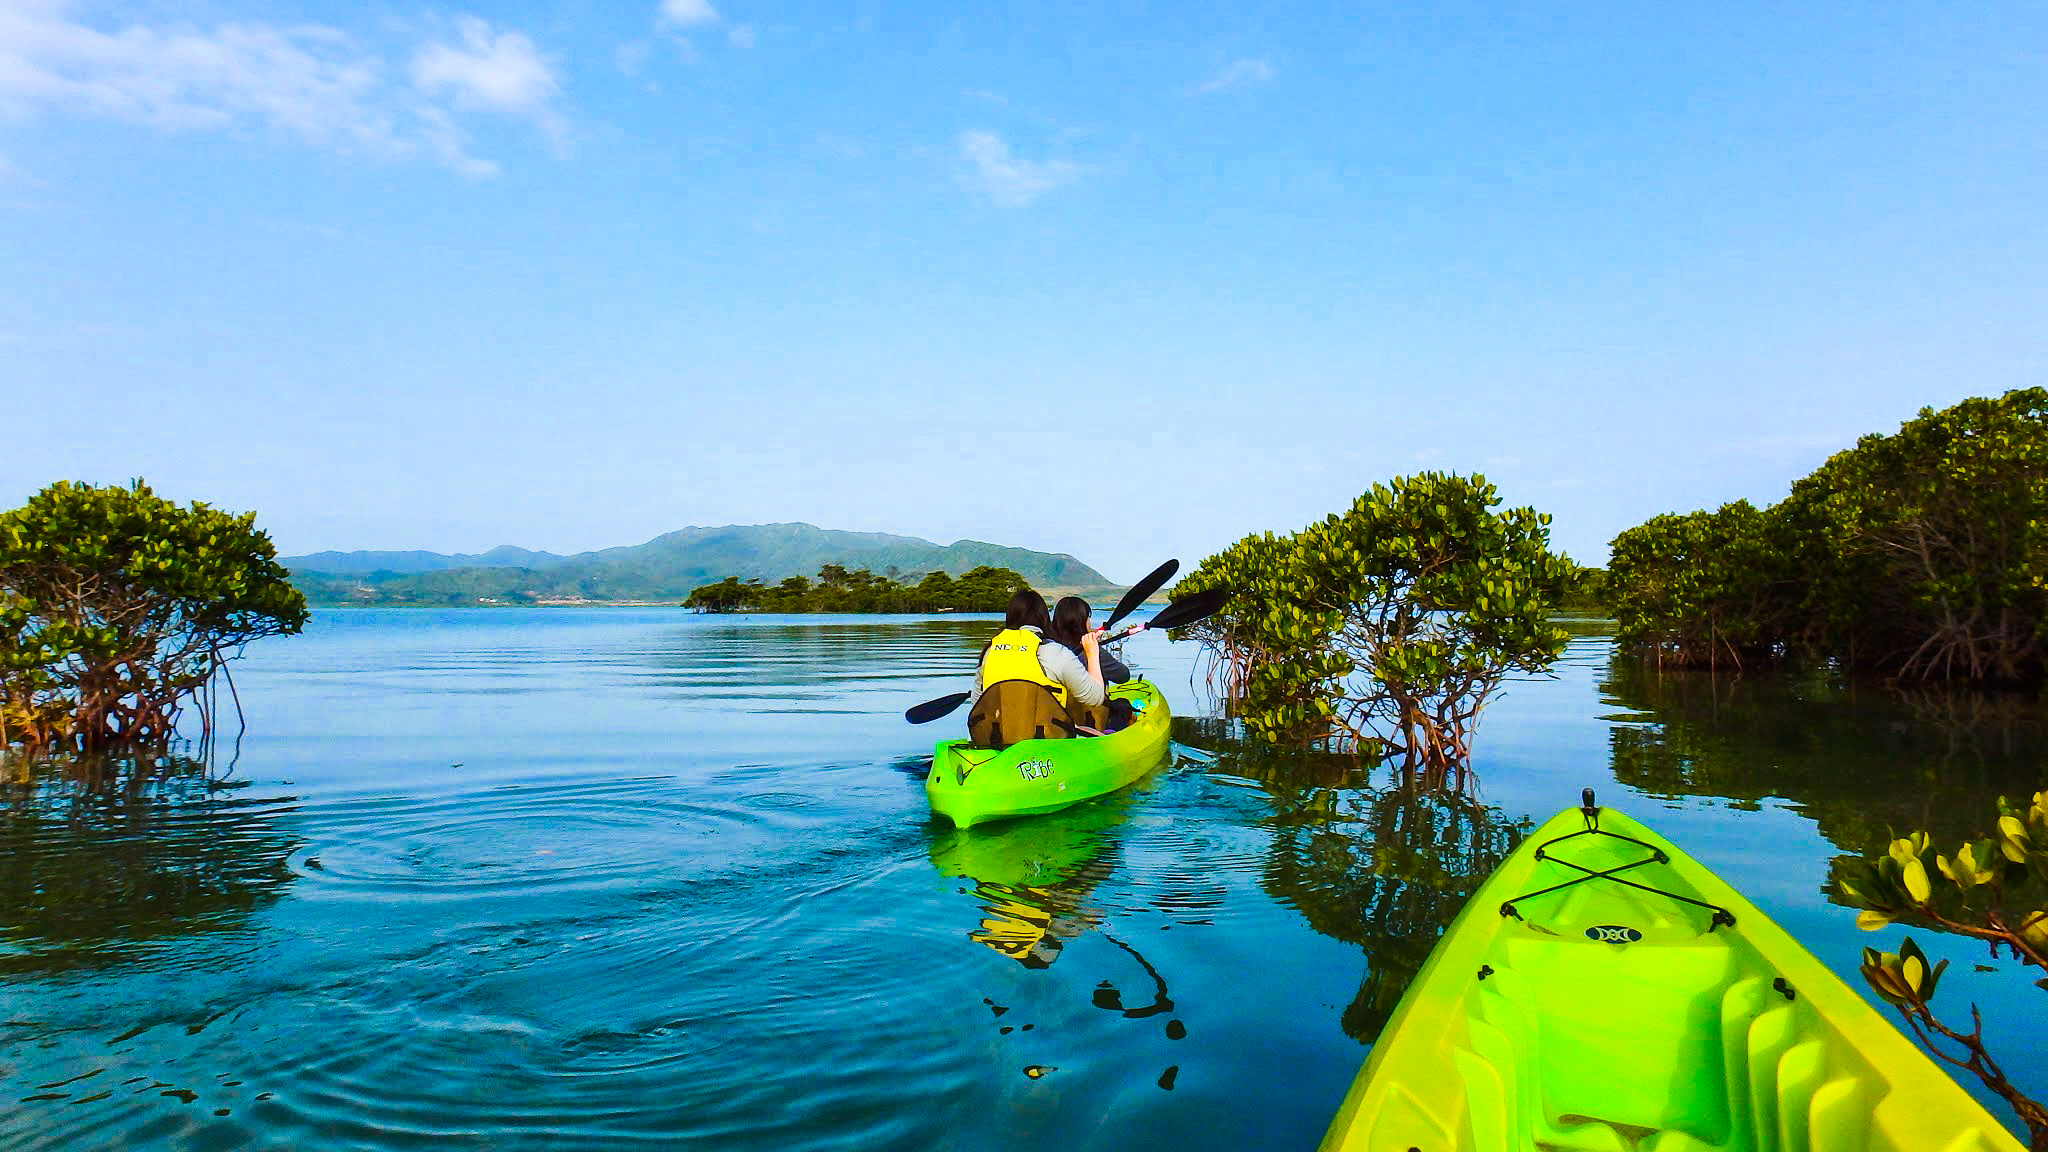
1085,629,1133,683
1080,630,1105,690
1040,638,1106,707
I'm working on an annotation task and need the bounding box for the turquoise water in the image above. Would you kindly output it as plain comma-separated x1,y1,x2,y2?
2,608,2043,1148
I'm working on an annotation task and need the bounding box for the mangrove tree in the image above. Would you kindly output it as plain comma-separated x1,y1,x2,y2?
1174,472,1576,783
684,564,1032,614
1609,388,2048,683
0,480,308,755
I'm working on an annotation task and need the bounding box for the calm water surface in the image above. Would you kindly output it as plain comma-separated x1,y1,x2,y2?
3,608,2044,1148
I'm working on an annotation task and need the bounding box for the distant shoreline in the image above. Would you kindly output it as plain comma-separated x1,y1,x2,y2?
305,587,1157,611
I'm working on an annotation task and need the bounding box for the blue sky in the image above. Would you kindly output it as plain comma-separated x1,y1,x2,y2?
4,1,2044,583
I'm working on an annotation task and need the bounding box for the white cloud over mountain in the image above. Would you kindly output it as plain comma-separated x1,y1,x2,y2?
0,0,563,175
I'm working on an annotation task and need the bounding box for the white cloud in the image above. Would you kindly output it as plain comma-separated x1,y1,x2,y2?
0,1,391,141
412,15,564,149
659,0,720,29
960,130,1078,206
413,103,497,178
413,18,555,116
1198,57,1274,93
0,1,562,175
728,24,755,49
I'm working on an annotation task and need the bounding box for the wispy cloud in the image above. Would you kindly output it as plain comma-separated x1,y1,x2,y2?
659,0,720,30
960,131,1079,206
1198,57,1274,94
0,1,563,175
648,0,747,59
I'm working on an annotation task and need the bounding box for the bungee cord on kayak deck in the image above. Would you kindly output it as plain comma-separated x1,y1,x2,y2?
1497,790,1738,929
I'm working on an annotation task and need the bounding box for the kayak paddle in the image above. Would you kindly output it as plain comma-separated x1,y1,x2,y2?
905,691,972,725
1101,559,1179,632
1102,585,1232,641
902,582,1231,726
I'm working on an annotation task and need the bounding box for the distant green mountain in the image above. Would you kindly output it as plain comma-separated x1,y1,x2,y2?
283,545,574,574
284,523,1116,606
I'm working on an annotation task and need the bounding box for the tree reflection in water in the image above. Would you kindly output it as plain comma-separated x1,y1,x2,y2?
1174,717,1530,1045
1600,657,2048,856
0,754,301,976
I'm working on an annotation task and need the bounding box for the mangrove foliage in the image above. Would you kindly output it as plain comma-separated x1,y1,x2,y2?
1609,388,2048,683
1832,791,2048,1147
684,564,1032,614
0,481,307,756
1173,472,1576,782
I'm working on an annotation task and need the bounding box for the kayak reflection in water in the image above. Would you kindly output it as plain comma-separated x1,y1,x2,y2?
931,802,1122,966
970,877,1106,969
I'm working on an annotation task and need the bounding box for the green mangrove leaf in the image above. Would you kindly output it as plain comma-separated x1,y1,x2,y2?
1901,857,1932,904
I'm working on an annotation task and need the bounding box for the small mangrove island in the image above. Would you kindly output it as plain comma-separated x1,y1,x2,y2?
684,564,1033,613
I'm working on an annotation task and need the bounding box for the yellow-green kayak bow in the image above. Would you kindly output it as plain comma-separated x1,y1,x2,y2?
1322,794,2026,1152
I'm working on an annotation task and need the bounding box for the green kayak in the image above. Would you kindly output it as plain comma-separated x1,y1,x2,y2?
926,679,1171,829
1322,794,2026,1152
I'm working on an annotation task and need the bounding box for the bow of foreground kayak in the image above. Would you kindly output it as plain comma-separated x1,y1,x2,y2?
1321,794,2027,1152
926,679,1171,829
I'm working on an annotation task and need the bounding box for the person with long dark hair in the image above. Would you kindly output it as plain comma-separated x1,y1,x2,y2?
1051,594,1138,733
966,589,1105,747
1049,596,1130,685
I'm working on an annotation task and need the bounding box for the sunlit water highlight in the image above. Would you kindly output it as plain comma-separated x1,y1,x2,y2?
2,608,2043,1148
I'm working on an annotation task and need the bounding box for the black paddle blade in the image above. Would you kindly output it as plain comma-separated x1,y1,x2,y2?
1103,559,1179,631
905,691,972,725
1146,586,1232,632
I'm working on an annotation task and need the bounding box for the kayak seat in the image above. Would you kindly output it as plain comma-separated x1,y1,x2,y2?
967,680,1073,750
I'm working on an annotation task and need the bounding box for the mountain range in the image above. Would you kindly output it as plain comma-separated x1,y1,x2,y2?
284,523,1116,605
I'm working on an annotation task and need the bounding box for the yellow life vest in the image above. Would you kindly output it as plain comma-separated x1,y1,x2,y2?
981,627,1067,706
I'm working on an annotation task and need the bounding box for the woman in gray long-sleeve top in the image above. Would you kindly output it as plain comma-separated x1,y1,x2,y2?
1051,596,1131,684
